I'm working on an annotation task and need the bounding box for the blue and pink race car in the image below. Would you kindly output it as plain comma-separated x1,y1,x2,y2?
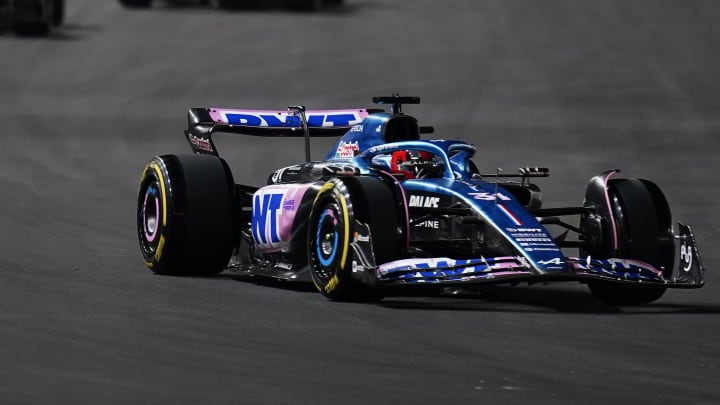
136,95,704,304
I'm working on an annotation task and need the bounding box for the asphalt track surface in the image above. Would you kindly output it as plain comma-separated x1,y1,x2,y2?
1,1,720,404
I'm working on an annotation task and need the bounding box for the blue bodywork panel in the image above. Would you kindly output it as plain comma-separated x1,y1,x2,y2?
320,116,568,275
216,104,702,290
400,178,566,273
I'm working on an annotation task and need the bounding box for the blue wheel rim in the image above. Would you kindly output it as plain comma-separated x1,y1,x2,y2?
316,209,339,267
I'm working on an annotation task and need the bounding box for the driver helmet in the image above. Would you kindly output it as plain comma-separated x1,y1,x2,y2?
390,150,442,179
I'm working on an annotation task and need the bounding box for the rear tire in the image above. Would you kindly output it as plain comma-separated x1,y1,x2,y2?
12,21,50,36
137,155,236,276
119,0,152,8
212,0,254,10
52,0,65,25
285,0,322,11
584,179,674,305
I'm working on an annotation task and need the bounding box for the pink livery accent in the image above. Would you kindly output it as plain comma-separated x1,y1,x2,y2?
602,170,619,251
251,184,312,252
377,256,526,276
207,108,370,128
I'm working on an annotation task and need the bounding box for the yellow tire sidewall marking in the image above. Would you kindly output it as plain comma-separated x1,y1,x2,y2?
336,189,350,269
146,161,168,263
311,180,352,293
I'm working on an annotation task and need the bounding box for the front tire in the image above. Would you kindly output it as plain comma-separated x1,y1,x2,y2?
211,0,254,10
308,177,403,301
137,155,236,276
584,178,674,305
12,21,50,36
52,0,64,25
285,0,322,11
119,0,153,8
308,179,358,300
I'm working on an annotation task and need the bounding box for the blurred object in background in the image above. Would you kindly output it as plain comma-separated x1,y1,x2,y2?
118,0,342,12
0,0,64,36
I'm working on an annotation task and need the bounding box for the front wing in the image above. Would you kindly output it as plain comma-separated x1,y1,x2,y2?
228,223,703,291
376,223,704,289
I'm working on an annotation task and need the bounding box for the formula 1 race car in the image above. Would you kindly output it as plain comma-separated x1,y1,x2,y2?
0,0,64,36
136,95,705,304
118,0,340,11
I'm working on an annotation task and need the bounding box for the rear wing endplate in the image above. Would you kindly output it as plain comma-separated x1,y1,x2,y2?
184,106,373,160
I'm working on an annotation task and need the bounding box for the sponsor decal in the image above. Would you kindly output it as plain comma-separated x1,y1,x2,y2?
335,141,360,158
251,189,285,247
189,135,213,152
379,257,525,277
270,168,285,184
414,220,440,229
571,257,661,277
224,112,364,127
506,227,543,233
324,165,358,176
353,232,370,243
249,185,309,251
506,226,560,252
537,258,564,266
408,195,440,208
282,199,296,211
391,258,484,271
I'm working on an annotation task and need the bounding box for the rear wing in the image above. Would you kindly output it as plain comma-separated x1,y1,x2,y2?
184,106,373,160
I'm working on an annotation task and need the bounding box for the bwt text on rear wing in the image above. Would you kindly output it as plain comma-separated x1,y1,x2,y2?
184,106,375,161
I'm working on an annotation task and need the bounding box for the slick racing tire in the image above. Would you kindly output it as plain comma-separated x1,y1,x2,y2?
308,177,403,301
12,21,50,36
119,0,152,8
585,179,674,305
137,154,235,276
52,0,65,25
285,0,322,11
211,0,254,10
